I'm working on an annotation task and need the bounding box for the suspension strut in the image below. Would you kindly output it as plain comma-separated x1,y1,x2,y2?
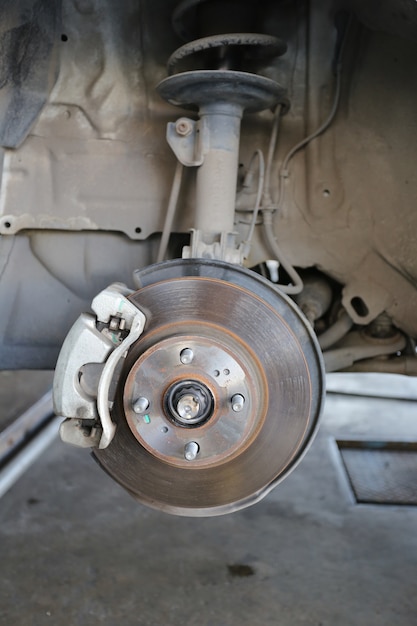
157,0,289,262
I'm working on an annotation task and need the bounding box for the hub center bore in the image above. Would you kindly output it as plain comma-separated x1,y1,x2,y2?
165,379,214,426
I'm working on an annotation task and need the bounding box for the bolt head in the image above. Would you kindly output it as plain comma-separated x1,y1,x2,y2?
177,394,200,420
175,118,193,136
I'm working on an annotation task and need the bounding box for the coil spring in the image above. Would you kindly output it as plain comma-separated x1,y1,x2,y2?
169,0,287,77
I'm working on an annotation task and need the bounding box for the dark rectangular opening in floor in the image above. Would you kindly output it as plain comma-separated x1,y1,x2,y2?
337,440,417,505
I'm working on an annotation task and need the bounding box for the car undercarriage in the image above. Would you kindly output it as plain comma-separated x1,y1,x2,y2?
0,0,416,515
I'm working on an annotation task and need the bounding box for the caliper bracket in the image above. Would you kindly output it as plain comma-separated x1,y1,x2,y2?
53,283,146,449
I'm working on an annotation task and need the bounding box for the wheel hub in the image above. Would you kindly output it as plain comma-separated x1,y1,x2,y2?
123,332,264,469
166,379,213,426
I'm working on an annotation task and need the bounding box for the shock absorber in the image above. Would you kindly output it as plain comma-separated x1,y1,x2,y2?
157,0,289,262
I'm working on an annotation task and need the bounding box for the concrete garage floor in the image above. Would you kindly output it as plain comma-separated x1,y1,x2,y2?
0,373,417,626
0,371,53,431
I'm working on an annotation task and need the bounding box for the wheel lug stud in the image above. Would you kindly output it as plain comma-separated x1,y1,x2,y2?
184,441,199,461
180,348,194,364
133,396,150,414
231,394,245,412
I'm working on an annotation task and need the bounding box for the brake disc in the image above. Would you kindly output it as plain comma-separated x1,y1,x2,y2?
94,259,324,516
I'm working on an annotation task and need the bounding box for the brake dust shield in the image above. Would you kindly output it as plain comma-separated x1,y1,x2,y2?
94,260,324,516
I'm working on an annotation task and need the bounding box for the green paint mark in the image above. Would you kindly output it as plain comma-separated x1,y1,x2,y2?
143,414,151,424
118,299,124,313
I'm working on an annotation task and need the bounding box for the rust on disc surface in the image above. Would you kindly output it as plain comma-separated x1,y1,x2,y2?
94,265,324,516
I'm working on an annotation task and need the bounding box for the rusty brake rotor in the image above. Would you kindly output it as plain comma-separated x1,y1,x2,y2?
93,259,324,516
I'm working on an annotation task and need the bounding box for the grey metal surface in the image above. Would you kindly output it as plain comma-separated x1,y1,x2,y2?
157,70,287,112
327,372,417,400
53,282,147,449
338,442,417,505
0,232,159,369
0,0,187,240
167,33,287,75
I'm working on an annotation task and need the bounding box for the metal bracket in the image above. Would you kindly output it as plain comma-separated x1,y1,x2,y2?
166,117,205,167
183,229,243,264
